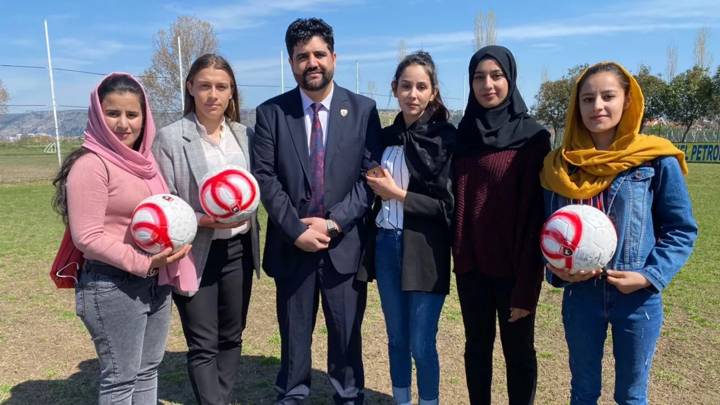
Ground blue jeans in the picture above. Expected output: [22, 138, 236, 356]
[375, 229, 445, 403]
[562, 278, 663, 405]
[76, 260, 172, 405]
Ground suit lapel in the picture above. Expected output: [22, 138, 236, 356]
[228, 122, 249, 166]
[180, 116, 209, 188]
[324, 85, 350, 173]
[285, 88, 311, 182]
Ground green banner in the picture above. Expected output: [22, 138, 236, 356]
[674, 142, 720, 163]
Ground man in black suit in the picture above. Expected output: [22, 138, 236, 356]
[252, 17, 382, 405]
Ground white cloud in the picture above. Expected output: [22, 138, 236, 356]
[341, 0, 719, 50]
[184, 0, 357, 31]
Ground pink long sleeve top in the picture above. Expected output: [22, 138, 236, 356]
[66, 152, 153, 276]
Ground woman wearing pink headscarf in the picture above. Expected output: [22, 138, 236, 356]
[51, 73, 193, 404]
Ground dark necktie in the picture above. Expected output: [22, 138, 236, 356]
[308, 103, 325, 216]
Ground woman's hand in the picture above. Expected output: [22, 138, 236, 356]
[606, 270, 650, 294]
[198, 214, 248, 229]
[546, 263, 601, 283]
[366, 167, 407, 202]
[509, 307, 531, 322]
[148, 244, 192, 273]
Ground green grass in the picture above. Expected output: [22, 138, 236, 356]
[0, 163, 719, 404]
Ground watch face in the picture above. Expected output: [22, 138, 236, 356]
[327, 220, 339, 237]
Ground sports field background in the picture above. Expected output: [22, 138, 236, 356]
[0, 142, 718, 404]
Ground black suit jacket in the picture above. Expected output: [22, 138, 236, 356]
[252, 84, 382, 278]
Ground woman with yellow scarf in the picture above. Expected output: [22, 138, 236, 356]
[540, 62, 697, 404]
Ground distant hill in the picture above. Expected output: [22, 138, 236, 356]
[0, 110, 87, 139]
[0, 108, 462, 140]
[0, 109, 258, 140]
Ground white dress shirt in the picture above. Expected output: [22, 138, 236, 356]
[375, 145, 409, 230]
[299, 85, 334, 151]
[193, 113, 249, 239]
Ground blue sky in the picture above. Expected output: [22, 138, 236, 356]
[1, 0, 719, 114]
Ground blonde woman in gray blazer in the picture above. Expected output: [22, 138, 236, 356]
[153, 54, 260, 405]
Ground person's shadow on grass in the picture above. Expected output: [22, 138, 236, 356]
[5, 351, 394, 404]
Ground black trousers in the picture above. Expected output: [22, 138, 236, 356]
[173, 233, 254, 405]
[456, 272, 537, 405]
[274, 252, 366, 405]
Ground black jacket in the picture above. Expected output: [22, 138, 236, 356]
[252, 85, 382, 277]
[358, 111, 455, 294]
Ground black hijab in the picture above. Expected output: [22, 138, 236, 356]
[383, 107, 455, 198]
[456, 45, 547, 153]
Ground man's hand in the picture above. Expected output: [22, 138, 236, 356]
[294, 228, 331, 252]
[546, 263, 601, 283]
[301, 217, 328, 236]
[198, 214, 249, 229]
[606, 270, 651, 294]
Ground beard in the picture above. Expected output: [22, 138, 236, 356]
[297, 66, 333, 92]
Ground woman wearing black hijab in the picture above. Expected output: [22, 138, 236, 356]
[453, 45, 550, 405]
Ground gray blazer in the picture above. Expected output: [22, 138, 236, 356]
[153, 115, 262, 284]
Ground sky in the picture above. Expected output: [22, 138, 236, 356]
[1, 0, 719, 114]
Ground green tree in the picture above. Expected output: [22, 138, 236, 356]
[142, 16, 219, 122]
[533, 64, 587, 145]
[0, 79, 8, 115]
[664, 66, 715, 141]
[664, 66, 714, 141]
[634, 65, 667, 132]
[712, 66, 720, 121]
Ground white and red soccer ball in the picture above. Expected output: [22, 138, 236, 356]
[199, 165, 260, 223]
[130, 194, 197, 254]
[540, 204, 618, 275]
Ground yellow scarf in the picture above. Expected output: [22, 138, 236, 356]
[540, 62, 687, 199]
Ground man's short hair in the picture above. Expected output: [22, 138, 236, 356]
[285, 18, 334, 58]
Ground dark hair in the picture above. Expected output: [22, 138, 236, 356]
[52, 74, 146, 223]
[184, 53, 240, 122]
[392, 51, 449, 121]
[285, 18, 334, 58]
[98, 75, 147, 151]
[577, 62, 630, 97]
[52, 148, 89, 224]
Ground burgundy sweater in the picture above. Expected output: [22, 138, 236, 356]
[452, 134, 550, 310]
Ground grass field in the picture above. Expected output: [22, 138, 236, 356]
[0, 151, 718, 404]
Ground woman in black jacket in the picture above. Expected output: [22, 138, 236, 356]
[363, 51, 455, 405]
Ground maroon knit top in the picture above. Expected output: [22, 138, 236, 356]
[452, 134, 550, 310]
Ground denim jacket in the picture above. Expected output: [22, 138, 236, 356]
[544, 156, 698, 293]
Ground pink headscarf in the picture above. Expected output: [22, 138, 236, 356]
[82, 72, 198, 295]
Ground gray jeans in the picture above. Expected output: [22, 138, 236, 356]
[76, 260, 172, 405]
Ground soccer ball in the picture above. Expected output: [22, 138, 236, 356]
[199, 165, 260, 223]
[131, 194, 197, 254]
[540, 204, 617, 274]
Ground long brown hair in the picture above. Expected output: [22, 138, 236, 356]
[392, 51, 449, 121]
[183, 53, 240, 122]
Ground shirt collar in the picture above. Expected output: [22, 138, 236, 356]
[192, 112, 226, 144]
[300, 83, 334, 113]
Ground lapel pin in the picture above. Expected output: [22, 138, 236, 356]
[340, 108, 348, 117]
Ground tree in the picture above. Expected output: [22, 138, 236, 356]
[0, 79, 8, 115]
[694, 28, 712, 70]
[533, 64, 587, 145]
[473, 10, 496, 50]
[397, 40, 408, 62]
[664, 66, 714, 141]
[634, 65, 667, 131]
[142, 16, 219, 123]
[710, 66, 720, 124]
[534, 80, 569, 141]
[666, 45, 678, 80]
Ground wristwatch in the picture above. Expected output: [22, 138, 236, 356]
[326, 219, 340, 238]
